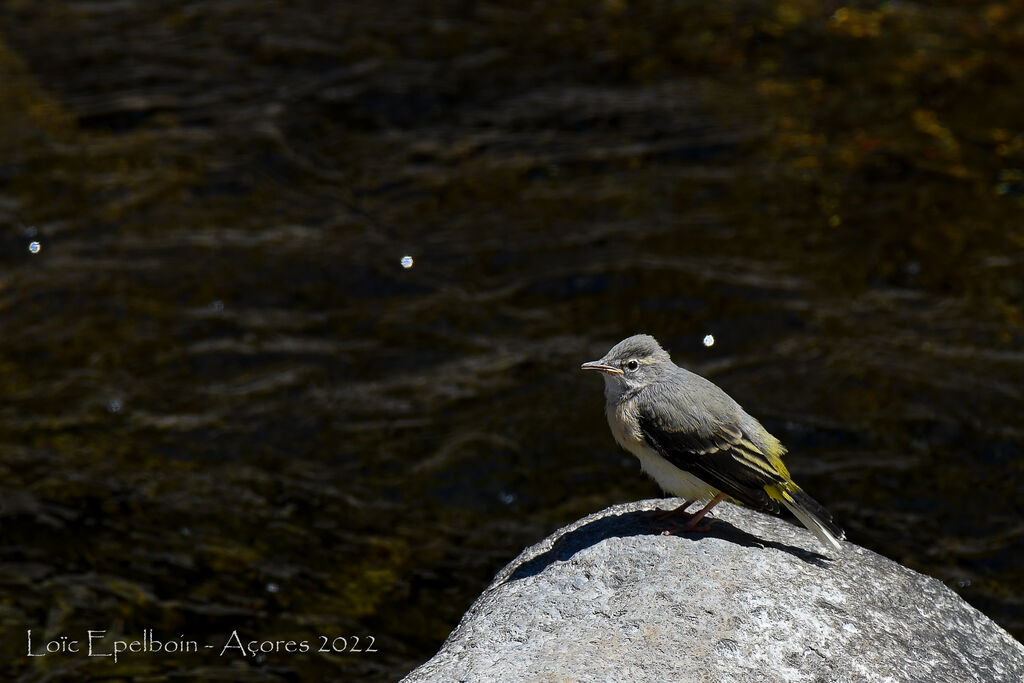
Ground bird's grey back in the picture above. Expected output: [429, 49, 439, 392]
[645, 363, 742, 432]
[643, 362, 776, 454]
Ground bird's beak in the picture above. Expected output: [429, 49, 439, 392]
[581, 360, 623, 374]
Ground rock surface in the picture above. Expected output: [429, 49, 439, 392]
[402, 499, 1024, 682]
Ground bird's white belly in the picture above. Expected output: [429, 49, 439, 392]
[605, 398, 718, 501]
[632, 443, 719, 501]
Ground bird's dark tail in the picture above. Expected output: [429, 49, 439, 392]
[775, 487, 844, 552]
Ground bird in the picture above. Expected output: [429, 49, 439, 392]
[581, 334, 843, 551]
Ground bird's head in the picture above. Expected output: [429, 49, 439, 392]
[581, 334, 672, 397]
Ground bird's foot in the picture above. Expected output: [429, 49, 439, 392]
[647, 493, 727, 536]
[656, 515, 713, 536]
[642, 499, 696, 524]
[661, 526, 711, 536]
[643, 500, 710, 534]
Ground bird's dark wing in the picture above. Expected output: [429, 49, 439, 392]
[637, 409, 785, 512]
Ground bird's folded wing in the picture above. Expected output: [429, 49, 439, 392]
[637, 410, 785, 512]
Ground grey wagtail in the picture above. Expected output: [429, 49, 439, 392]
[582, 334, 843, 551]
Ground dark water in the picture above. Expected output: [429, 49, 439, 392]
[1, 1, 1022, 680]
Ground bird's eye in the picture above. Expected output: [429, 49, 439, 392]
[625, 359, 640, 372]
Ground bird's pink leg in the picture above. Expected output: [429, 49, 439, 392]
[643, 499, 697, 522]
[650, 493, 727, 535]
[678, 493, 727, 531]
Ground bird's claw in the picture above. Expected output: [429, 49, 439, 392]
[657, 520, 712, 535]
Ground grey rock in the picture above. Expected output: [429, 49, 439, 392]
[403, 499, 1024, 683]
